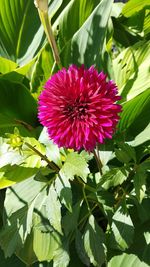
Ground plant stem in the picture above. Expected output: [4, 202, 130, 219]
[24, 142, 60, 173]
[34, 0, 62, 69]
[93, 148, 103, 176]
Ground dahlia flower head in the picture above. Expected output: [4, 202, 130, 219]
[38, 65, 122, 152]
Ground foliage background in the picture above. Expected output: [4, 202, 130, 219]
[0, 0, 150, 266]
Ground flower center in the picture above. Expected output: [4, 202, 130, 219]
[64, 99, 88, 120]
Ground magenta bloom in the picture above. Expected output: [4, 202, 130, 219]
[38, 65, 122, 151]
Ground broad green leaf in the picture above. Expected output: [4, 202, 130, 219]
[83, 215, 105, 267]
[53, 244, 70, 267]
[100, 168, 128, 190]
[0, 0, 45, 65]
[15, 232, 37, 265]
[30, 43, 54, 96]
[119, 89, 150, 137]
[39, 127, 62, 167]
[60, 0, 113, 68]
[0, 136, 47, 172]
[0, 57, 18, 74]
[31, 0, 101, 93]
[33, 225, 59, 262]
[122, 0, 150, 17]
[115, 143, 136, 163]
[113, 41, 150, 100]
[46, 184, 62, 234]
[4, 177, 46, 217]
[33, 202, 62, 261]
[133, 162, 149, 203]
[0, 246, 26, 267]
[131, 123, 150, 146]
[54, 0, 100, 49]
[0, 79, 37, 136]
[62, 201, 81, 236]
[144, 10, 150, 37]
[0, 205, 29, 257]
[48, 0, 63, 19]
[22, 137, 47, 168]
[61, 152, 89, 182]
[55, 172, 72, 211]
[111, 208, 134, 250]
[0, 165, 38, 189]
[75, 230, 91, 267]
[108, 253, 149, 267]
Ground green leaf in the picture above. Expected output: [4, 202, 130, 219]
[0, 57, 18, 74]
[108, 253, 149, 267]
[111, 208, 134, 250]
[60, 152, 90, 182]
[100, 168, 128, 190]
[119, 89, 150, 137]
[4, 177, 46, 217]
[54, 0, 100, 49]
[75, 230, 91, 267]
[46, 184, 62, 234]
[62, 201, 81, 236]
[0, 246, 26, 267]
[0, 0, 45, 65]
[55, 172, 72, 211]
[0, 165, 38, 189]
[133, 162, 149, 203]
[30, 43, 54, 96]
[83, 215, 105, 267]
[130, 123, 150, 146]
[53, 244, 70, 267]
[122, 0, 150, 17]
[33, 215, 61, 262]
[113, 41, 150, 101]
[60, 0, 113, 68]
[115, 143, 136, 163]
[0, 79, 37, 136]
[39, 127, 62, 167]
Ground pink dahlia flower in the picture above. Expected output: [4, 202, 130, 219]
[38, 65, 122, 151]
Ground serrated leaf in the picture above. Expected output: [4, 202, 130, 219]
[75, 229, 91, 267]
[133, 163, 148, 203]
[0, 244, 26, 267]
[115, 143, 136, 163]
[62, 201, 81, 236]
[39, 127, 62, 167]
[61, 152, 90, 182]
[100, 168, 128, 190]
[46, 184, 62, 234]
[55, 172, 72, 211]
[83, 215, 106, 267]
[0, 178, 46, 259]
[112, 208, 134, 250]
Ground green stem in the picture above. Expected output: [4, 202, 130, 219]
[77, 176, 96, 193]
[82, 185, 91, 214]
[93, 148, 103, 176]
[24, 142, 60, 173]
[35, 0, 62, 69]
